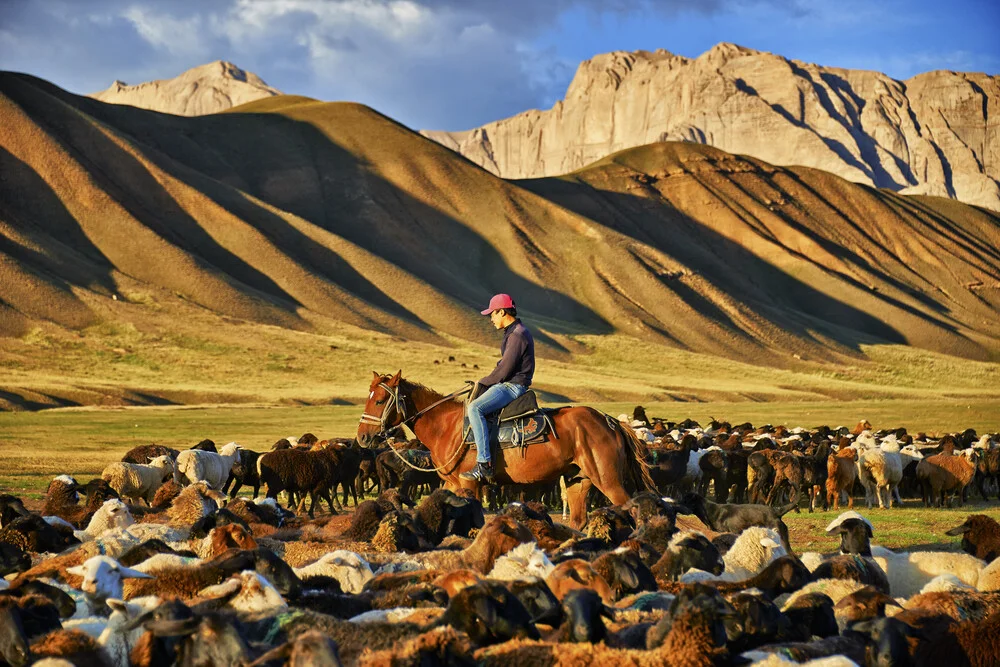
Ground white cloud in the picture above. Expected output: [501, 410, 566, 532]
[122, 5, 209, 58]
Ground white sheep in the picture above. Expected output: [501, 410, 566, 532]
[797, 553, 826, 573]
[129, 553, 202, 574]
[779, 578, 867, 608]
[870, 546, 986, 598]
[743, 652, 860, 667]
[976, 555, 1000, 591]
[175, 442, 241, 490]
[857, 444, 902, 509]
[919, 573, 976, 594]
[197, 571, 287, 614]
[722, 526, 786, 579]
[372, 560, 424, 576]
[73, 500, 134, 542]
[487, 542, 555, 581]
[65, 555, 155, 611]
[123, 522, 189, 545]
[350, 608, 424, 623]
[293, 551, 374, 594]
[62, 595, 162, 667]
[101, 455, 175, 505]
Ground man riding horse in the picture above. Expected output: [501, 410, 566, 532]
[460, 293, 535, 483]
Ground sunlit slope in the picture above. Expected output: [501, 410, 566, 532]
[2, 73, 999, 365]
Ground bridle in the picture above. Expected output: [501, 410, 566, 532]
[358, 381, 409, 437]
[360, 381, 474, 438]
[359, 380, 474, 474]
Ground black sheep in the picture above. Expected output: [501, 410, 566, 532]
[429, 581, 539, 646]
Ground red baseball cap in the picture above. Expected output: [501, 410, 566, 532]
[481, 293, 515, 315]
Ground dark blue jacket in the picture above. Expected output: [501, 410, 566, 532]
[479, 320, 534, 387]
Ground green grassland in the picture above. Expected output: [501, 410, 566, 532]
[2, 303, 999, 556]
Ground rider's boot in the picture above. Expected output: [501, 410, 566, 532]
[459, 461, 494, 482]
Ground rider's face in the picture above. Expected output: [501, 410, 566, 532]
[490, 310, 503, 329]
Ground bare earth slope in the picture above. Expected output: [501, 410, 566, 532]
[89, 61, 281, 116]
[423, 43, 1000, 212]
[2, 72, 999, 374]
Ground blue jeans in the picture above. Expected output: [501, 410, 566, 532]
[468, 382, 527, 465]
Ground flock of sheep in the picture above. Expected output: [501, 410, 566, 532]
[0, 418, 998, 667]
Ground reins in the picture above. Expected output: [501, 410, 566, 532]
[360, 382, 473, 474]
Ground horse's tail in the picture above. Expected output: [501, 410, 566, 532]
[617, 422, 657, 495]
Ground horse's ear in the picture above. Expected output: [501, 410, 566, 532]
[388, 370, 402, 386]
[371, 371, 380, 386]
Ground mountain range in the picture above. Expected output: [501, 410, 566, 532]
[422, 43, 1000, 212]
[2, 70, 999, 374]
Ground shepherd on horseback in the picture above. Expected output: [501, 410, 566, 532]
[460, 293, 535, 483]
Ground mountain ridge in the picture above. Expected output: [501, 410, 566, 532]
[422, 42, 1000, 212]
[89, 60, 281, 116]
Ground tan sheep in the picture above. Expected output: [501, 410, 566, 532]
[101, 456, 175, 506]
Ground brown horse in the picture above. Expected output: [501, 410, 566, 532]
[356, 371, 655, 528]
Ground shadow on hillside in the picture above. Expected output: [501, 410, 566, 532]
[520, 176, 913, 352]
[724, 169, 962, 323]
[48, 93, 613, 349]
[0, 147, 117, 294]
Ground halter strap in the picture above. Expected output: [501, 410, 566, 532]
[359, 382, 472, 440]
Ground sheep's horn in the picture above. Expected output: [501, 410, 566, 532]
[945, 523, 971, 536]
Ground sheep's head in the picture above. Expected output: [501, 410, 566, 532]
[66, 555, 154, 606]
[0, 602, 29, 667]
[198, 571, 287, 614]
[660, 531, 724, 580]
[546, 559, 615, 605]
[560, 588, 613, 643]
[47, 475, 80, 503]
[219, 442, 242, 458]
[149, 455, 176, 480]
[313, 550, 374, 594]
[90, 499, 135, 534]
[826, 512, 874, 556]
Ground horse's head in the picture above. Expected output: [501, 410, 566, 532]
[357, 370, 406, 447]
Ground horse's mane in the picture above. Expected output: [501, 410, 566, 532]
[399, 378, 464, 405]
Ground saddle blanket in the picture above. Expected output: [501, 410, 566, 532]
[462, 411, 554, 449]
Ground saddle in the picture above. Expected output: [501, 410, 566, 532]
[462, 389, 556, 451]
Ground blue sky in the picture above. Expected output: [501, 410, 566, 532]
[0, 0, 996, 131]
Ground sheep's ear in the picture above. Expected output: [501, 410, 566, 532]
[945, 522, 971, 536]
[865, 524, 874, 539]
[615, 562, 639, 589]
[118, 566, 155, 580]
[107, 599, 128, 613]
[760, 538, 781, 549]
[66, 565, 86, 577]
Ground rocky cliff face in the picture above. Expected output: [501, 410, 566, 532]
[89, 61, 281, 116]
[423, 43, 1000, 211]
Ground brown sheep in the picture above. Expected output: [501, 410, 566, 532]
[433, 570, 484, 597]
[29, 628, 112, 667]
[41, 476, 117, 529]
[901, 591, 1000, 622]
[545, 559, 615, 605]
[917, 452, 978, 507]
[405, 515, 534, 574]
[121, 444, 179, 464]
[826, 446, 859, 510]
[167, 483, 222, 527]
[812, 555, 890, 594]
[947, 514, 1000, 562]
[205, 525, 257, 559]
